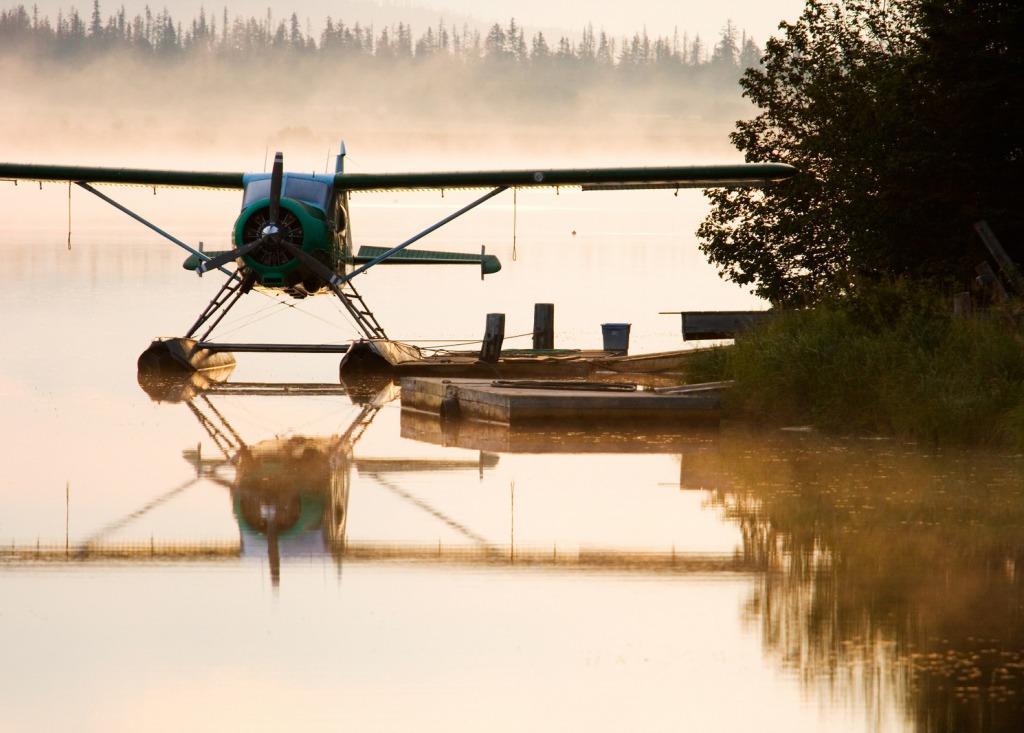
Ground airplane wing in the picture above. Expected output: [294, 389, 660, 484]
[333, 163, 796, 192]
[0, 161, 795, 191]
[0, 163, 245, 189]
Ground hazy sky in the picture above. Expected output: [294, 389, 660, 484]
[22, 0, 808, 45]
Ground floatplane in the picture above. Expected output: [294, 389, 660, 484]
[0, 145, 795, 376]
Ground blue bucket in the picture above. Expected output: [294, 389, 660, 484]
[601, 323, 631, 352]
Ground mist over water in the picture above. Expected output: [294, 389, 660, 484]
[0, 22, 753, 168]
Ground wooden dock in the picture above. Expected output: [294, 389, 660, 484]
[400, 377, 724, 426]
[338, 339, 717, 382]
[339, 339, 601, 379]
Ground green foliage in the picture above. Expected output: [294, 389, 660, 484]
[682, 344, 732, 385]
[721, 284, 1024, 445]
[698, 0, 1024, 307]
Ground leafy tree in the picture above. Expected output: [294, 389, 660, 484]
[698, 0, 1024, 306]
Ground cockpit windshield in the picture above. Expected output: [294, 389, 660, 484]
[242, 176, 331, 212]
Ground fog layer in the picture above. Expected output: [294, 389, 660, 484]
[1, 9, 757, 169]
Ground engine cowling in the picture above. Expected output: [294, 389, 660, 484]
[232, 198, 332, 293]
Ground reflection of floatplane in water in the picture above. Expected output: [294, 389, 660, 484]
[63, 376, 502, 586]
[170, 379, 502, 586]
[200, 433, 351, 585]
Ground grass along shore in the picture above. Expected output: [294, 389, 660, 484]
[687, 286, 1024, 447]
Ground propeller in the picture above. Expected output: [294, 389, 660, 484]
[196, 238, 263, 274]
[196, 152, 286, 276]
[277, 239, 338, 285]
[268, 152, 282, 225]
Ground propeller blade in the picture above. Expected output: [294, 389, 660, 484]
[195, 239, 262, 275]
[269, 152, 283, 224]
[277, 239, 338, 284]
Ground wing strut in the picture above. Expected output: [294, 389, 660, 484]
[75, 182, 237, 280]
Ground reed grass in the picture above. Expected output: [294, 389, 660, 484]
[693, 284, 1024, 446]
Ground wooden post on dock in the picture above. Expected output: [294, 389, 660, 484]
[533, 303, 554, 350]
[481, 313, 505, 363]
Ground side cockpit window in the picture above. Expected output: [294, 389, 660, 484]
[332, 194, 348, 235]
[242, 178, 271, 208]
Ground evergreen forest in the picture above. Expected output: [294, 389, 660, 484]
[0, 3, 765, 157]
[0, 3, 759, 76]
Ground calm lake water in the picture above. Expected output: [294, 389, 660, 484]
[1, 173, 1023, 732]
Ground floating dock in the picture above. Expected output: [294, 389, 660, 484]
[340, 340, 599, 379]
[338, 339, 712, 381]
[400, 377, 725, 427]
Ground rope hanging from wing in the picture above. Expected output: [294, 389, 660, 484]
[512, 187, 518, 262]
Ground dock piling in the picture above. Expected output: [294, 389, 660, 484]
[481, 313, 506, 363]
[533, 303, 554, 350]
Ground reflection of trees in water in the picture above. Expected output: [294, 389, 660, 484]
[699, 430, 1024, 732]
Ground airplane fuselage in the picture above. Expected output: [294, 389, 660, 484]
[233, 172, 350, 297]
